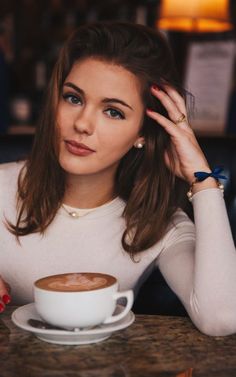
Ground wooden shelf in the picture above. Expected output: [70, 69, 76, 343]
[7, 125, 35, 135]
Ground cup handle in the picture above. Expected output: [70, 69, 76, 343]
[103, 290, 134, 324]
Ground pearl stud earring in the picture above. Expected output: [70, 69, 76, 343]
[135, 142, 144, 149]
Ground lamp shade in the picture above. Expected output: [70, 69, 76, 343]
[157, 0, 233, 32]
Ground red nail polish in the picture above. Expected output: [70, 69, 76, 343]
[0, 303, 4, 313]
[2, 294, 11, 305]
[146, 108, 154, 112]
[152, 85, 159, 91]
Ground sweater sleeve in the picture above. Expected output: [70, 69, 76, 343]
[156, 188, 236, 336]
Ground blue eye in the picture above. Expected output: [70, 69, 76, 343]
[62, 93, 82, 105]
[105, 108, 125, 120]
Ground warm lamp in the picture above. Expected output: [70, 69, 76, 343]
[157, 0, 233, 32]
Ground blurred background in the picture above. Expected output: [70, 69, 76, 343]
[0, 0, 235, 136]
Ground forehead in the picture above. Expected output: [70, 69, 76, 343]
[65, 58, 144, 106]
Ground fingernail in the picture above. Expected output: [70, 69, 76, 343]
[0, 303, 4, 313]
[151, 85, 159, 91]
[146, 108, 154, 112]
[2, 294, 11, 305]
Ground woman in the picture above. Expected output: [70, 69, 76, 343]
[0, 21, 236, 336]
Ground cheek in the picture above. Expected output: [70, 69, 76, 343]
[56, 106, 65, 131]
[103, 132, 135, 149]
[56, 103, 76, 130]
[96, 125, 139, 162]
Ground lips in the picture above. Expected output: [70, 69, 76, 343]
[64, 140, 96, 157]
[65, 140, 95, 152]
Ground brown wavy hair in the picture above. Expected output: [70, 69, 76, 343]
[8, 21, 187, 257]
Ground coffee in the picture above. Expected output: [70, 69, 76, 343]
[35, 272, 116, 292]
[34, 272, 133, 329]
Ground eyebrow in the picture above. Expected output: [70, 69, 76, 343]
[63, 82, 134, 111]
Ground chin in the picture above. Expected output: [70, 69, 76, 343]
[59, 157, 98, 176]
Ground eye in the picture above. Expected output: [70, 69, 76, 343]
[105, 108, 125, 120]
[62, 93, 82, 105]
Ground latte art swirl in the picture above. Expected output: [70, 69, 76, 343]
[48, 274, 108, 290]
[35, 272, 116, 292]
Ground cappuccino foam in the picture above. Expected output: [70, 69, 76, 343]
[35, 273, 116, 292]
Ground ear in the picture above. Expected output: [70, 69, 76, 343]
[133, 136, 145, 148]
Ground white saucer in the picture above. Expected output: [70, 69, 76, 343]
[11, 303, 135, 345]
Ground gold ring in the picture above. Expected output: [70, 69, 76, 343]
[175, 113, 186, 124]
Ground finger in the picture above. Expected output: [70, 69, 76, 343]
[3, 281, 11, 294]
[0, 278, 9, 295]
[0, 279, 6, 312]
[0, 302, 4, 313]
[162, 85, 187, 116]
[0, 278, 11, 312]
[152, 88, 189, 128]
[146, 108, 186, 137]
[151, 86, 188, 126]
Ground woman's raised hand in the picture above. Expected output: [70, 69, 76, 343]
[146, 85, 212, 185]
[0, 276, 11, 313]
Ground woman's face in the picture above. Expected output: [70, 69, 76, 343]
[57, 58, 145, 178]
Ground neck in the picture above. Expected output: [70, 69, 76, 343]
[63, 171, 117, 209]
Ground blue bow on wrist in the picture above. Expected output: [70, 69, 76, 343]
[194, 166, 227, 182]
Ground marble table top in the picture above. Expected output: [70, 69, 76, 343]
[1, 306, 236, 377]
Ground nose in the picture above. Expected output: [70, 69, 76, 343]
[73, 108, 94, 135]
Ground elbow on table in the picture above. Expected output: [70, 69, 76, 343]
[196, 310, 236, 337]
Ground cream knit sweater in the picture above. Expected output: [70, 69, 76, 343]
[1, 161, 236, 336]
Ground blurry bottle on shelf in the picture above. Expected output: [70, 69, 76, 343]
[115, 2, 132, 22]
[135, 5, 148, 25]
[226, 78, 236, 135]
[134, 0, 160, 27]
[32, 56, 48, 124]
[0, 46, 9, 134]
[226, 1, 236, 135]
[0, 13, 14, 63]
[91, 0, 129, 23]
[0, 13, 14, 134]
[9, 94, 33, 127]
[86, 7, 98, 23]
[35, 60, 47, 92]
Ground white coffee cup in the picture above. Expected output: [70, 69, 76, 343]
[34, 272, 134, 329]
